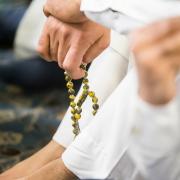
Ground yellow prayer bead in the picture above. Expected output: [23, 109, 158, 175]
[69, 95, 75, 100]
[72, 121, 76, 127]
[83, 84, 89, 90]
[93, 104, 99, 110]
[88, 91, 95, 97]
[92, 97, 98, 103]
[71, 108, 76, 114]
[65, 76, 71, 81]
[70, 101, 76, 108]
[66, 82, 73, 89]
[83, 79, 89, 84]
[68, 88, 75, 95]
[74, 113, 81, 120]
[84, 71, 88, 78]
[76, 107, 82, 114]
[92, 110, 97, 116]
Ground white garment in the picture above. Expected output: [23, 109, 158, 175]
[14, 0, 46, 59]
[54, 34, 180, 179]
[53, 32, 130, 147]
[61, 63, 180, 180]
[81, 0, 180, 34]
[53, 0, 180, 179]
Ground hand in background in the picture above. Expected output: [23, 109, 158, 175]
[132, 17, 180, 105]
[37, 16, 110, 79]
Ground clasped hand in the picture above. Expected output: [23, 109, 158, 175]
[37, 0, 110, 79]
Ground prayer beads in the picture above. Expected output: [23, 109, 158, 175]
[64, 65, 99, 138]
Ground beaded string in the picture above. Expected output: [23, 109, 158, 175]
[64, 64, 99, 138]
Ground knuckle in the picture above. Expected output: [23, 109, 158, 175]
[61, 25, 70, 37]
[43, 5, 49, 17]
[58, 60, 63, 68]
[37, 45, 44, 56]
[63, 62, 73, 72]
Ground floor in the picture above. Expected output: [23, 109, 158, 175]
[0, 50, 69, 173]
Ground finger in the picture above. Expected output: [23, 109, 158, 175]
[83, 35, 109, 64]
[164, 54, 180, 72]
[49, 32, 59, 61]
[132, 17, 180, 51]
[57, 38, 70, 68]
[37, 26, 51, 61]
[63, 45, 88, 79]
[136, 31, 180, 62]
[43, 5, 51, 17]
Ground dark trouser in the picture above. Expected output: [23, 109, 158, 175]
[0, 5, 27, 47]
[0, 3, 81, 91]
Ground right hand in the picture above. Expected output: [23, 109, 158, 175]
[132, 17, 180, 105]
[37, 16, 110, 79]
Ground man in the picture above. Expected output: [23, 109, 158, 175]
[1, 0, 180, 179]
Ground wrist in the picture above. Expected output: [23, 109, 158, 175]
[139, 81, 176, 105]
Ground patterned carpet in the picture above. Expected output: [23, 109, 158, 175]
[0, 0, 70, 173]
[0, 80, 69, 173]
[0, 51, 69, 173]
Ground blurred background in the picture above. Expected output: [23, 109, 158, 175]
[0, 0, 80, 172]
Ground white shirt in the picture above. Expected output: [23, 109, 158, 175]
[53, 33, 130, 147]
[61, 68, 180, 180]
[81, 0, 180, 34]
[53, 0, 180, 179]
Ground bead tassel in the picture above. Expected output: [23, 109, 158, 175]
[64, 65, 99, 138]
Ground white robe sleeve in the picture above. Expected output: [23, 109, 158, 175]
[61, 70, 180, 179]
[128, 78, 180, 180]
[53, 33, 130, 148]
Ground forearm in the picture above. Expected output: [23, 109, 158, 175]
[43, 0, 88, 23]
[0, 141, 65, 179]
[26, 158, 77, 180]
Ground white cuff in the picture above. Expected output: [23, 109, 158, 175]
[130, 94, 179, 160]
[62, 131, 106, 179]
[80, 0, 110, 12]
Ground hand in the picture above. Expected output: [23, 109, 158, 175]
[43, 0, 87, 23]
[131, 17, 180, 105]
[37, 16, 110, 79]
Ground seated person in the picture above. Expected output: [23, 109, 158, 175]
[0, 0, 70, 91]
[1, 0, 180, 179]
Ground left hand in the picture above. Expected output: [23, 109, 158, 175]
[131, 17, 180, 105]
[37, 16, 110, 79]
[43, 0, 87, 23]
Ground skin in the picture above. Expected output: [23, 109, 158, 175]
[132, 17, 180, 105]
[37, 16, 110, 79]
[43, 0, 85, 23]
[0, 141, 65, 180]
[1, 3, 180, 180]
[19, 159, 76, 180]
[1, 1, 110, 179]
